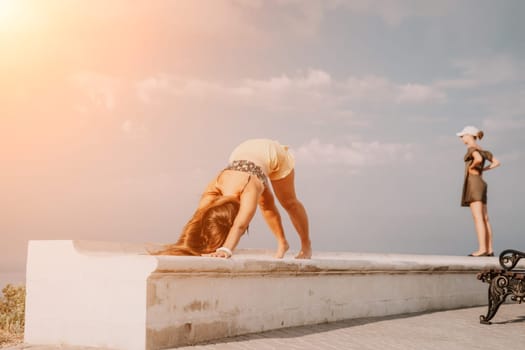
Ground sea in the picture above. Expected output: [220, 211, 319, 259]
[0, 271, 25, 290]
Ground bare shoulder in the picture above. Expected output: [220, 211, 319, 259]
[243, 176, 265, 197]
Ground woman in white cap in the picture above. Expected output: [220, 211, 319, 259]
[457, 126, 500, 257]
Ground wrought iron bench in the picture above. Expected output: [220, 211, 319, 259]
[477, 249, 525, 324]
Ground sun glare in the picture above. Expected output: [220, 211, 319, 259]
[0, 0, 17, 19]
[0, 0, 28, 30]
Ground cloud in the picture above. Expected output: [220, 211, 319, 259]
[338, 0, 454, 26]
[437, 55, 525, 89]
[225, 0, 455, 41]
[174, 79, 252, 97]
[468, 89, 525, 126]
[136, 75, 172, 104]
[273, 1, 327, 39]
[245, 69, 332, 91]
[136, 75, 254, 103]
[226, 0, 455, 44]
[247, 0, 455, 32]
[454, 55, 522, 84]
[481, 118, 525, 132]
[294, 138, 413, 170]
[341, 76, 446, 105]
[396, 83, 446, 104]
[340, 75, 392, 103]
[434, 79, 478, 90]
[71, 71, 119, 111]
[136, 70, 445, 110]
[121, 120, 148, 139]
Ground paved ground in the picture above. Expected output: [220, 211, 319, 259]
[5, 304, 525, 350]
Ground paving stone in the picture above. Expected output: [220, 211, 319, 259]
[4, 305, 524, 350]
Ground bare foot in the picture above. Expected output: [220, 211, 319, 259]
[274, 241, 289, 259]
[295, 246, 312, 259]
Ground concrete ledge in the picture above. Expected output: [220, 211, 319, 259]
[24, 240, 504, 350]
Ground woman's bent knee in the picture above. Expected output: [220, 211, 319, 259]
[280, 198, 302, 212]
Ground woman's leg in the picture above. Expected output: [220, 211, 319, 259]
[469, 201, 488, 255]
[271, 169, 312, 259]
[482, 204, 494, 254]
[258, 186, 289, 258]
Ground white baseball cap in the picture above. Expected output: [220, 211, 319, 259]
[456, 125, 480, 137]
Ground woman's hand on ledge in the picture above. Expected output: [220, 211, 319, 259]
[202, 246, 233, 258]
[202, 251, 231, 258]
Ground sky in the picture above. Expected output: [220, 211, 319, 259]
[1, 0, 525, 286]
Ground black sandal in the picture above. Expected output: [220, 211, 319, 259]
[468, 252, 488, 257]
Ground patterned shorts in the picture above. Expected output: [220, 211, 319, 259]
[225, 160, 268, 187]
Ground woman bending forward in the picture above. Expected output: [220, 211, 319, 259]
[156, 139, 312, 259]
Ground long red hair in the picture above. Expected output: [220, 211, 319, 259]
[153, 196, 240, 256]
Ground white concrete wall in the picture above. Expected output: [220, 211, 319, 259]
[24, 241, 158, 350]
[24, 241, 505, 350]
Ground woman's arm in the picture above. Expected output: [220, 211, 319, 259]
[468, 151, 483, 175]
[483, 156, 501, 171]
[218, 189, 259, 255]
[204, 182, 262, 258]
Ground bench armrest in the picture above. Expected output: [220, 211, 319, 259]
[499, 249, 525, 271]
